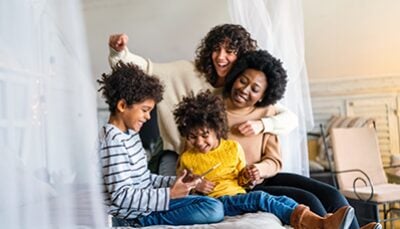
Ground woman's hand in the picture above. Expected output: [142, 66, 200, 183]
[170, 169, 201, 199]
[236, 120, 264, 136]
[238, 165, 261, 187]
[108, 34, 128, 52]
[245, 164, 261, 182]
[239, 164, 261, 185]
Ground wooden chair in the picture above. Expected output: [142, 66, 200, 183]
[330, 127, 400, 228]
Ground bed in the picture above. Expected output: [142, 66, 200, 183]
[110, 212, 292, 229]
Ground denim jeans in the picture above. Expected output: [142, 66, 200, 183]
[218, 191, 298, 225]
[254, 172, 360, 229]
[112, 195, 224, 227]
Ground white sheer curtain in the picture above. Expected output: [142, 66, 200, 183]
[228, 0, 314, 175]
[0, 0, 106, 228]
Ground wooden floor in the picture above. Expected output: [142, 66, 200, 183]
[378, 210, 400, 229]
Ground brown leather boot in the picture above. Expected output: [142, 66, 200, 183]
[290, 204, 354, 229]
[360, 222, 382, 229]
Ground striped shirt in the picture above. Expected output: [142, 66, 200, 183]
[99, 124, 175, 219]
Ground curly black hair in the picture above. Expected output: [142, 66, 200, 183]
[194, 24, 257, 86]
[223, 50, 287, 107]
[97, 61, 164, 114]
[174, 90, 228, 140]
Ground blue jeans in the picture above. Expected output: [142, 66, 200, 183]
[218, 191, 298, 225]
[112, 195, 224, 227]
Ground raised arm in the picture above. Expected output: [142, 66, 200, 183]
[108, 33, 152, 74]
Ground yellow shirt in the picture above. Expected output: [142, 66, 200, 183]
[178, 139, 247, 198]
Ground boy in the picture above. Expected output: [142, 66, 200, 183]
[97, 62, 224, 227]
[174, 90, 354, 229]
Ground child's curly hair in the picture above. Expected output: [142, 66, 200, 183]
[97, 61, 164, 114]
[223, 50, 287, 107]
[194, 24, 257, 86]
[174, 90, 228, 140]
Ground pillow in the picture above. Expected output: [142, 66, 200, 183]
[317, 116, 375, 170]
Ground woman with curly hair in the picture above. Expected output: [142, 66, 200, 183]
[173, 90, 354, 229]
[107, 24, 297, 162]
[217, 50, 380, 229]
[194, 24, 257, 87]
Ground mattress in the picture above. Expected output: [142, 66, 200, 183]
[112, 212, 292, 229]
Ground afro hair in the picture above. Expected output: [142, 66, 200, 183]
[174, 90, 228, 140]
[97, 61, 164, 114]
[223, 50, 287, 107]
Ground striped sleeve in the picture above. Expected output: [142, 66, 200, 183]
[150, 174, 176, 188]
[100, 126, 171, 217]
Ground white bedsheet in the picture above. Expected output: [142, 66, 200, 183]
[112, 212, 292, 229]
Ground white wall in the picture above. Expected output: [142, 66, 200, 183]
[83, 0, 231, 82]
[303, 0, 400, 164]
[303, 0, 400, 80]
[85, 0, 400, 81]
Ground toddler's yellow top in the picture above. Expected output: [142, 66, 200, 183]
[178, 139, 247, 198]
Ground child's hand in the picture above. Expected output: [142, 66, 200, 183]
[108, 34, 128, 52]
[181, 169, 202, 183]
[195, 179, 216, 195]
[239, 164, 261, 187]
[245, 164, 261, 182]
[170, 169, 201, 199]
[236, 120, 264, 136]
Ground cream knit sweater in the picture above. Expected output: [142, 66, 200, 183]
[109, 47, 297, 153]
